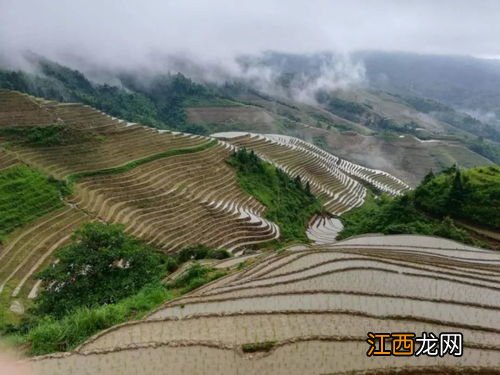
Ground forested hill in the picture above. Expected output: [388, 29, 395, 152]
[340, 165, 500, 247]
[0, 59, 230, 133]
[414, 165, 500, 229]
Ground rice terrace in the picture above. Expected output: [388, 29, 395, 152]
[1, 2, 500, 374]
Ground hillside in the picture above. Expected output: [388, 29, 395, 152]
[0, 57, 496, 187]
[356, 51, 500, 124]
[0, 89, 409, 330]
[0, 89, 498, 375]
[0, 91, 498, 374]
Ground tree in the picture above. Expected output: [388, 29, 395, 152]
[34, 223, 169, 317]
[305, 181, 312, 196]
[422, 170, 435, 184]
[447, 169, 466, 216]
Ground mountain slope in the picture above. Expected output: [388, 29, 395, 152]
[1, 57, 496, 179]
[0, 89, 409, 323]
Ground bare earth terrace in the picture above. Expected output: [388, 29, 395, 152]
[28, 234, 500, 374]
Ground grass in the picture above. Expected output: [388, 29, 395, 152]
[67, 139, 217, 183]
[5, 262, 226, 356]
[26, 282, 173, 354]
[241, 341, 276, 353]
[166, 263, 227, 295]
[228, 149, 323, 243]
[0, 165, 64, 241]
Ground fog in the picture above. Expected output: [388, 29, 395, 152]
[1, 0, 500, 106]
[2, 0, 500, 69]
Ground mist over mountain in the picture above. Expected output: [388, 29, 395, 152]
[356, 51, 500, 123]
[1, 0, 500, 172]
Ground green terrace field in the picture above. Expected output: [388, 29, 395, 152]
[0, 164, 64, 241]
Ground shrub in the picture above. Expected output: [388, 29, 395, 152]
[167, 263, 226, 294]
[241, 341, 276, 353]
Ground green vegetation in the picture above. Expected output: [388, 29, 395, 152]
[177, 244, 231, 263]
[315, 91, 368, 122]
[25, 282, 172, 354]
[22, 262, 225, 355]
[228, 148, 322, 242]
[33, 223, 175, 318]
[414, 165, 500, 229]
[166, 263, 227, 295]
[0, 125, 96, 147]
[241, 341, 276, 353]
[339, 194, 475, 245]
[340, 165, 500, 244]
[0, 165, 64, 241]
[68, 140, 217, 182]
[395, 95, 500, 147]
[468, 138, 500, 163]
[0, 67, 160, 128]
[0, 61, 237, 132]
[2, 223, 227, 355]
[0, 125, 61, 146]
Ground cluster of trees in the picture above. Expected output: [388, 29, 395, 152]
[228, 148, 319, 242]
[34, 223, 175, 317]
[340, 165, 499, 244]
[33, 223, 233, 319]
[315, 91, 368, 122]
[5, 223, 228, 354]
[414, 165, 500, 229]
[119, 73, 220, 128]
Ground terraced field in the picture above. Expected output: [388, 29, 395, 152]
[213, 132, 410, 217]
[2, 90, 498, 373]
[0, 90, 57, 127]
[6, 107, 211, 180]
[0, 207, 88, 301]
[0, 90, 420, 320]
[306, 216, 344, 244]
[0, 91, 281, 254]
[28, 234, 500, 374]
[0, 148, 18, 170]
[1, 90, 411, 256]
[71, 141, 279, 252]
[0, 90, 282, 317]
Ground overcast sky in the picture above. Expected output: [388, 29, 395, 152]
[1, 0, 500, 69]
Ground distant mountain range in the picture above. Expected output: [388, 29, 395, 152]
[0, 51, 498, 183]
